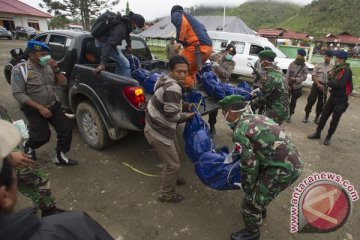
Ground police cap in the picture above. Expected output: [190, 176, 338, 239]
[297, 48, 307, 57]
[335, 50, 349, 59]
[27, 40, 50, 52]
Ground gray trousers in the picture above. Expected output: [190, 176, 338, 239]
[144, 130, 181, 196]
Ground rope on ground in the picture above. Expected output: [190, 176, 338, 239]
[121, 162, 160, 177]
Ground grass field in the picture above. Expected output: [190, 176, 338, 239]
[148, 45, 167, 61]
[351, 67, 360, 91]
[147, 44, 360, 91]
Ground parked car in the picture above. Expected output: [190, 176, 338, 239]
[0, 26, 13, 40]
[13, 26, 37, 40]
[208, 31, 314, 87]
[4, 30, 217, 149]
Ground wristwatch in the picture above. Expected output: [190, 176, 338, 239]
[53, 67, 61, 73]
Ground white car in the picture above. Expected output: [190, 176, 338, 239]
[208, 31, 314, 87]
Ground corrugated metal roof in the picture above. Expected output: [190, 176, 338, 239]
[0, 0, 53, 18]
[318, 33, 360, 44]
[258, 28, 283, 36]
[140, 16, 255, 39]
[258, 28, 308, 40]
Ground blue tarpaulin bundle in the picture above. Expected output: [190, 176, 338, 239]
[183, 89, 206, 108]
[198, 64, 253, 101]
[131, 68, 150, 85]
[183, 110, 242, 190]
[183, 111, 212, 163]
[195, 150, 241, 190]
[127, 54, 141, 71]
[142, 72, 163, 94]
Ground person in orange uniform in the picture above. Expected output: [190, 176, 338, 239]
[170, 5, 213, 89]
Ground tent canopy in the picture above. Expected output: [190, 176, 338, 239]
[141, 16, 255, 39]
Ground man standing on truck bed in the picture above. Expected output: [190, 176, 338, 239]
[144, 55, 195, 203]
[11, 40, 77, 166]
[93, 11, 145, 77]
[171, 5, 213, 89]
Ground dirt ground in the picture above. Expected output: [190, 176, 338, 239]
[0, 40, 359, 240]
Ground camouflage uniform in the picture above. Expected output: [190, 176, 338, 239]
[252, 67, 289, 125]
[232, 113, 303, 232]
[0, 105, 55, 211]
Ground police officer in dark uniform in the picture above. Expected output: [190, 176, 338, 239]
[11, 40, 78, 165]
[303, 50, 334, 124]
[308, 50, 353, 145]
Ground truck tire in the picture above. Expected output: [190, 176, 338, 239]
[76, 101, 111, 150]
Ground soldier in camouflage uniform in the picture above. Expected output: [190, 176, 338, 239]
[251, 50, 289, 125]
[0, 105, 63, 217]
[218, 95, 303, 240]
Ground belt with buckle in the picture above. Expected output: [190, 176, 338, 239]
[44, 101, 57, 108]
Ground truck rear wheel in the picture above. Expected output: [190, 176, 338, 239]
[76, 101, 111, 150]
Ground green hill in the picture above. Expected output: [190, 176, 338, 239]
[227, 0, 301, 30]
[189, 0, 360, 37]
[279, 0, 360, 36]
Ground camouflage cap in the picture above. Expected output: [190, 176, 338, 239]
[218, 95, 246, 109]
[0, 120, 21, 171]
[258, 50, 277, 62]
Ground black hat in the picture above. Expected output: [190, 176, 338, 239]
[171, 5, 184, 15]
[130, 12, 145, 28]
[226, 44, 236, 55]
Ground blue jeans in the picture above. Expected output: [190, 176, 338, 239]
[95, 40, 131, 77]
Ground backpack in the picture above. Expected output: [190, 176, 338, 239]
[91, 11, 122, 38]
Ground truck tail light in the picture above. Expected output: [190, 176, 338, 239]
[122, 86, 146, 110]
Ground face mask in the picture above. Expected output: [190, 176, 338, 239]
[39, 55, 51, 66]
[224, 110, 239, 129]
[225, 54, 233, 61]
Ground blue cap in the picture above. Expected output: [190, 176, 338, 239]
[325, 50, 334, 57]
[27, 40, 50, 52]
[335, 50, 348, 59]
[297, 48, 307, 57]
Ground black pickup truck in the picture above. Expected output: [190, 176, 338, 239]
[4, 30, 217, 150]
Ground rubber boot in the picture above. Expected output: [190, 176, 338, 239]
[231, 228, 260, 240]
[303, 113, 309, 123]
[307, 130, 321, 139]
[314, 114, 320, 124]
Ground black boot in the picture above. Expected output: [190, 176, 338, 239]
[23, 141, 37, 161]
[323, 135, 332, 145]
[41, 206, 66, 218]
[210, 124, 216, 137]
[307, 131, 321, 139]
[53, 151, 78, 166]
[314, 115, 320, 124]
[303, 113, 309, 123]
[231, 228, 260, 240]
[286, 115, 292, 123]
[261, 209, 267, 219]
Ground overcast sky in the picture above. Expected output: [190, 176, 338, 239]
[21, 0, 313, 21]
